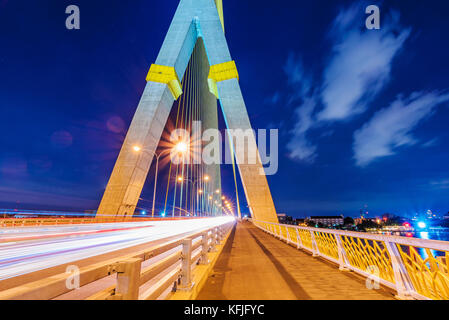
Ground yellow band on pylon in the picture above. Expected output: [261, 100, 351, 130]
[146, 64, 183, 100]
[207, 60, 239, 98]
[209, 60, 239, 82]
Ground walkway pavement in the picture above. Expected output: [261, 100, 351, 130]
[197, 221, 395, 300]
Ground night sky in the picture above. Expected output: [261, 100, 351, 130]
[1, 0, 449, 218]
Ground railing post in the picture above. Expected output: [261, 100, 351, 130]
[199, 232, 209, 265]
[209, 229, 217, 252]
[385, 241, 414, 299]
[179, 238, 193, 290]
[281, 225, 286, 242]
[222, 224, 228, 239]
[309, 230, 319, 257]
[217, 226, 223, 243]
[295, 227, 303, 249]
[335, 234, 350, 271]
[108, 258, 142, 300]
[214, 227, 219, 244]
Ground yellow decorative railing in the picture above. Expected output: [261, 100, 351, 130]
[251, 219, 449, 300]
[397, 244, 449, 299]
[340, 235, 395, 284]
[314, 231, 339, 261]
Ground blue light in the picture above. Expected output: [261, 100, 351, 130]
[419, 231, 429, 239]
[417, 221, 426, 229]
[141, 210, 147, 215]
[161, 211, 166, 217]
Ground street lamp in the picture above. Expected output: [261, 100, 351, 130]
[177, 175, 209, 216]
[133, 145, 174, 218]
[174, 141, 188, 154]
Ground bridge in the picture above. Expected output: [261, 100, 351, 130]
[0, 0, 448, 301]
[0, 216, 448, 300]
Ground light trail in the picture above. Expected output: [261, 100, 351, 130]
[0, 216, 234, 281]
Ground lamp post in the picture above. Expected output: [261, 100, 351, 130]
[201, 189, 218, 216]
[133, 142, 185, 218]
[204, 194, 213, 216]
[177, 175, 209, 216]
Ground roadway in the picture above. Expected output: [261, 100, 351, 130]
[0, 216, 234, 291]
[197, 221, 396, 300]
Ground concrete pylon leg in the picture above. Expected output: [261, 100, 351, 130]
[217, 79, 278, 223]
[97, 12, 199, 217]
[199, 3, 279, 223]
[97, 81, 174, 217]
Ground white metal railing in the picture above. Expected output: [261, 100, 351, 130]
[0, 216, 206, 228]
[0, 220, 235, 300]
[251, 219, 449, 300]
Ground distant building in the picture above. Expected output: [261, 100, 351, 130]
[277, 213, 293, 224]
[309, 215, 344, 226]
[426, 209, 440, 219]
[355, 217, 380, 225]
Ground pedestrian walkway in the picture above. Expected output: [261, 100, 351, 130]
[197, 221, 395, 300]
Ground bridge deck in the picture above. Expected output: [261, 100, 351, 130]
[197, 222, 395, 300]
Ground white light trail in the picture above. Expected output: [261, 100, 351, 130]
[0, 217, 234, 281]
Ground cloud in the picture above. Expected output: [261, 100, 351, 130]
[318, 7, 411, 121]
[286, 98, 317, 162]
[0, 155, 28, 177]
[285, 4, 410, 164]
[422, 138, 439, 148]
[0, 174, 100, 210]
[353, 92, 449, 166]
[283, 52, 312, 101]
[430, 179, 449, 189]
[264, 91, 281, 105]
[0, 185, 98, 209]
